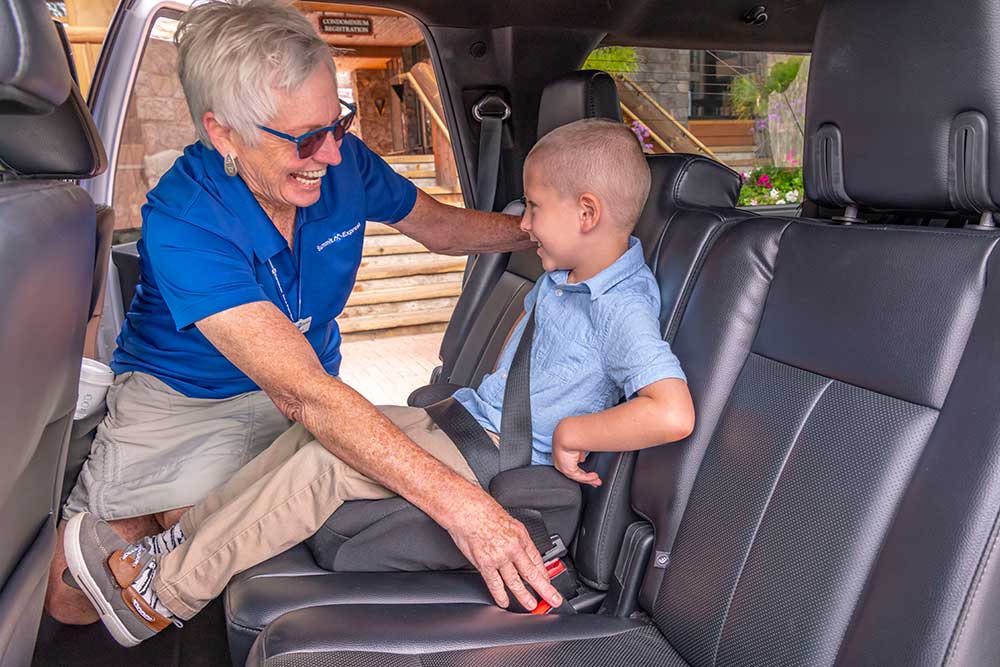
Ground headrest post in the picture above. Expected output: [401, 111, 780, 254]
[831, 205, 861, 225]
[965, 211, 997, 231]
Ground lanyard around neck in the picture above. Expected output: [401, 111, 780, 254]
[267, 258, 302, 324]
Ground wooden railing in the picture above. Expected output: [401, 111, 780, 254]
[618, 75, 722, 162]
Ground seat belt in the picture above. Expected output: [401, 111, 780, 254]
[471, 93, 511, 215]
[425, 308, 536, 485]
[425, 308, 578, 613]
[460, 94, 511, 287]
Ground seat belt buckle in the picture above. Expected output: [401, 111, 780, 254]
[531, 538, 572, 615]
[529, 561, 570, 615]
[541, 534, 567, 564]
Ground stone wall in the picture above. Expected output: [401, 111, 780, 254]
[629, 47, 691, 124]
[112, 37, 195, 232]
[351, 69, 395, 154]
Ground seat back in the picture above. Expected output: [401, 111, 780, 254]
[83, 205, 116, 359]
[631, 1, 1000, 663]
[439, 70, 622, 388]
[0, 3, 107, 662]
[573, 153, 747, 591]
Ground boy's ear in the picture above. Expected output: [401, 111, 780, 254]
[578, 192, 602, 234]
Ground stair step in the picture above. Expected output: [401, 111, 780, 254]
[421, 185, 460, 195]
[342, 322, 448, 341]
[364, 222, 400, 236]
[347, 281, 462, 307]
[356, 253, 467, 281]
[353, 271, 465, 292]
[361, 235, 429, 257]
[408, 177, 438, 189]
[402, 169, 436, 180]
[383, 154, 435, 165]
[342, 296, 458, 318]
[338, 305, 456, 334]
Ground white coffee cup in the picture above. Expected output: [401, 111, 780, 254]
[75, 358, 115, 420]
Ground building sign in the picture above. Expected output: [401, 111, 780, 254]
[320, 15, 373, 35]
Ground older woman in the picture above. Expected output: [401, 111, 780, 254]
[48, 0, 559, 624]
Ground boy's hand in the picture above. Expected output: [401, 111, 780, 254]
[552, 419, 602, 487]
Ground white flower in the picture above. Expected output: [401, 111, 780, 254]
[786, 190, 799, 202]
[749, 199, 759, 206]
[769, 188, 780, 199]
[776, 198, 786, 205]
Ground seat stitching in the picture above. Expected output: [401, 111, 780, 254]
[944, 503, 1000, 665]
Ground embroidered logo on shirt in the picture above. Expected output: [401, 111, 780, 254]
[316, 222, 362, 252]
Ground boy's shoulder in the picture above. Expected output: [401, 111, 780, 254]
[587, 263, 661, 343]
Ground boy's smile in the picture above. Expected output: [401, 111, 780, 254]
[520, 166, 583, 273]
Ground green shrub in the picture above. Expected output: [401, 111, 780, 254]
[583, 47, 639, 74]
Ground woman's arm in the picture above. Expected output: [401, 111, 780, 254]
[393, 190, 536, 255]
[551, 378, 695, 486]
[196, 301, 563, 611]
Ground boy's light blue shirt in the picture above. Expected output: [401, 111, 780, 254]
[454, 236, 686, 465]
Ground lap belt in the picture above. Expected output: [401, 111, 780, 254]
[426, 309, 577, 614]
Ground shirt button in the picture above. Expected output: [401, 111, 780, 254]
[555, 289, 563, 297]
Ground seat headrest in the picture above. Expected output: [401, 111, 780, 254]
[0, 83, 107, 179]
[537, 70, 621, 139]
[804, 0, 1000, 213]
[0, 0, 72, 114]
[648, 153, 741, 210]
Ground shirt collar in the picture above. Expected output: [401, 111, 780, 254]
[548, 236, 646, 300]
[202, 145, 289, 262]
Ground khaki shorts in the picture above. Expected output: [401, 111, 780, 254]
[62, 371, 291, 521]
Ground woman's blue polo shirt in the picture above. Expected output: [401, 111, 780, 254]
[111, 135, 417, 399]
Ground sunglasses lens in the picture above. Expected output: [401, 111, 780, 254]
[333, 113, 355, 141]
[298, 130, 329, 159]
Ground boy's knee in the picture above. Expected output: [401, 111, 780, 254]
[154, 507, 190, 530]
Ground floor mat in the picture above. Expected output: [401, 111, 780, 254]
[32, 597, 232, 667]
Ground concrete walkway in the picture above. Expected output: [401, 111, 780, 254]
[338, 331, 444, 406]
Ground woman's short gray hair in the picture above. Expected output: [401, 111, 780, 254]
[175, 0, 338, 147]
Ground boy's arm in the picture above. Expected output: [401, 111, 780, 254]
[552, 378, 694, 486]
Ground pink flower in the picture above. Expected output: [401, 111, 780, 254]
[756, 174, 772, 188]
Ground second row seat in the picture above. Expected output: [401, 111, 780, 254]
[225, 74, 750, 665]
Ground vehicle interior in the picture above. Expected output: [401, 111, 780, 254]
[4, 0, 1000, 665]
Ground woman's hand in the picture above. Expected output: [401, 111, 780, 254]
[444, 490, 564, 611]
[552, 418, 602, 487]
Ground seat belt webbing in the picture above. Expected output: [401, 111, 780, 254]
[472, 94, 510, 213]
[426, 307, 536, 486]
[499, 308, 535, 471]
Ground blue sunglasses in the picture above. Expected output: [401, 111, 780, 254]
[257, 99, 357, 159]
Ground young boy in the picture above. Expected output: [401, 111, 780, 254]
[63, 118, 695, 646]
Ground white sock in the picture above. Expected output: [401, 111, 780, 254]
[142, 523, 185, 556]
[131, 558, 174, 619]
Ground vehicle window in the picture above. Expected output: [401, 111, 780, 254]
[583, 46, 808, 209]
[103, 4, 465, 337]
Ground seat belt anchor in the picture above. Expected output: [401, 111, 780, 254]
[472, 94, 511, 122]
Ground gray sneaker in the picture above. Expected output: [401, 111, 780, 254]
[63, 512, 177, 647]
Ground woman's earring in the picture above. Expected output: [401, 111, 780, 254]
[224, 153, 239, 177]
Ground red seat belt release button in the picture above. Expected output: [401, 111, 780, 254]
[530, 558, 568, 614]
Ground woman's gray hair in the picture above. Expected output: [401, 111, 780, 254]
[175, 0, 338, 147]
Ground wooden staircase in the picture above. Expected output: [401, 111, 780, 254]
[339, 155, 466, 339]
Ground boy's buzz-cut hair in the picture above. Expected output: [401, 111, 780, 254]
[525, 118, 651, 231]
